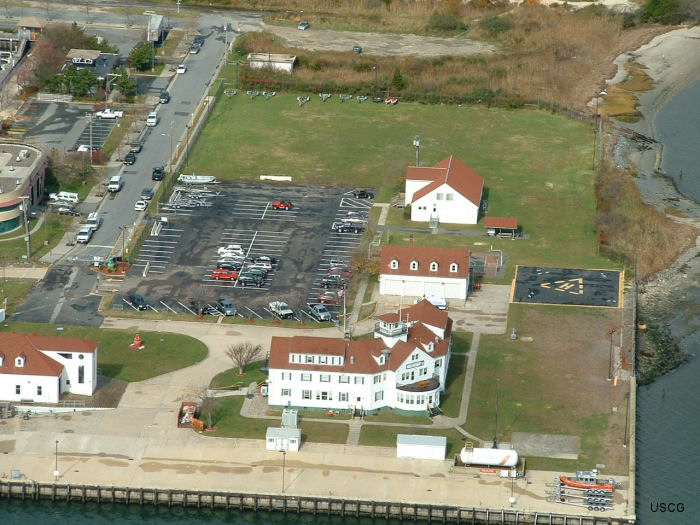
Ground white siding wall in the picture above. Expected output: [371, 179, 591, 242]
[0, 373, 59, 403]
[405, 179, 430, 205]
[411, 184, 480, 225]
[42, 350, 97, 396]
[379, 274, 467, 300]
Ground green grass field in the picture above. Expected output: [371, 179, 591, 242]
[189, 93, 610, 271]
[0, 322, 208, 382]
[210, 362, 268, 389]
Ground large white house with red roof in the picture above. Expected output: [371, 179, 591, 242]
[268, 300, 452, 413]
[405, 155, 484, 225]
[379, 245, 471, 300]
[0, 333, 98, 403]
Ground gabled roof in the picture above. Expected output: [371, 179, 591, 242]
[0, 332, 63, 377]
[484, 216, 518, 229]
[407, 156, 483, 206]
[28, 334, 98, 354]
[376, 299, 450, 333]
[17, 17, 45, 29]
[380, 245, 470, 278]
[269, 300, 451, 375]
[67, 49, 101, 61]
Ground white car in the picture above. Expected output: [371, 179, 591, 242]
[176, 64, 187, 74]
[134, 200, 148, 211]
[218, 244, 243, 254]
[76, 226, 93, 244]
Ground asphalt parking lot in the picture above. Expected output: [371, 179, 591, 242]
[511, 266, 622, 307]
[120, 182, 373, 322]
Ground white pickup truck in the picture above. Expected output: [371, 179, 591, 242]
[269, 301, 294, 319]
[95, 108, 124, 119]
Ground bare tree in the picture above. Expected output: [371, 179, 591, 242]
[84, 0, 92, 24]
[226, 342, 262, 375]
[41, 0, 50, 18]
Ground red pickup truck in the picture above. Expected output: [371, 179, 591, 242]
[272, 200, 293, 210]
[212, 269, 239, 280]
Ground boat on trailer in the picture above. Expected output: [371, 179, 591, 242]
[178, 174, 218, 184]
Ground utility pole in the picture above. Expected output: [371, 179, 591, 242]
[413, 135, 420, 166]
[20, 196, 31, 258]
[493, 378, 499, 449]
[54, 440, 59, 480]
[608, 328, 616, 380]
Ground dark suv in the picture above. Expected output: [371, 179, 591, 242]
[127, 293, 148, 311]
[159, 91, 170, 104]
[123, 152, 136, 165]
[152, 166, 165, 181]
[237, 275, 263, 287]
[335, 223, 364, 233]
[352, 189, 374, 199]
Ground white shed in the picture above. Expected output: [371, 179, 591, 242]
[266, 427, 301, 452]
[396, 434, 446, 460]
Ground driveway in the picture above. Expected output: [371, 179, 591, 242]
[264, 23, 497, 57]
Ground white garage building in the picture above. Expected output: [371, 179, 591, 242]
[405, 155, 484, 225]
[379, 245, 471, 301]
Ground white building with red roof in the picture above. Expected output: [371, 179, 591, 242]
[0, 332, 98, 403]
[379, 245, 471, 300]
[268, 300, 452, 413]
[405, 155, 484, 225]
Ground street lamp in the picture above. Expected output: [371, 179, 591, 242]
[413, 135, 420, 167]
[280, 446, 287, 493]
[54, 440, 59, 480]
[162, 121, 174, 172]
[19, 196, 31, 259]
[608, 328, 616, 380]
[119, 225, 129, 260]
[373, 64, 378, 97]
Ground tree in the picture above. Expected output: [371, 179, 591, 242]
[47, 148, 96, 186]
[111, 68, 137, 98]
[129, 43, 155, 71]
[28, 39, 65, 85]
[226, 342, 262, 375]
[391, 69, 405, 91]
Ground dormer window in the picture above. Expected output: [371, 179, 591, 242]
[15, 357, 25, 367]
[390, 259, 399, 270]
[430, 261, 438, 272]
[410, 260, 418, 271]
[450, 263, 458, 273]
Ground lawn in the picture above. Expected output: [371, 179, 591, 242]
[0, 322, 208, 382]
[189, 94, 611, 272]
[0, 217, 69, 263]
[359, 425, 465, 458]
[0, 280, 36, 315]
[440, 334, 471, 418]
[204, 396, 349, 444]
[210, 361, 268, 389]
[464, 303, 629, 473]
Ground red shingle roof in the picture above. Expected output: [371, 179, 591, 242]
[0, 332, 64, 377]
[27, 334, 98, 354]
[269, 302, 452, 374]
[380, 245, 470, 278]
[484, 216, 518, 229]
[376, 299, 450, 332]
[407, 156, 483, 206]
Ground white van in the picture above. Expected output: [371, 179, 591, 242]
[86, 212, 101, 231]
[49, 191, 80, 204]
[108, 175, 123, 192]
[146, 111, 159, 127]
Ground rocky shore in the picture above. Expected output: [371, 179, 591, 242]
[607, 26, 700, 378]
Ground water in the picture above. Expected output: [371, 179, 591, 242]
[654, 75, 700, 203]
[633, 68, 700, 524]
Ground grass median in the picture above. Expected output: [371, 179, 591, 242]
[0, 322, 208, 382]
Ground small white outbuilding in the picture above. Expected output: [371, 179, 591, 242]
[396, 434, 446, 461]
[266, 427, 301, 452]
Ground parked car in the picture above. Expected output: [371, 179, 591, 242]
[218, 256, 246, 265]
[269, 301, 294, 319]
[127, 293, 148, 311]
[328, 266, 352, 278]
[134, 200, 148, 211]
[152, 166, 165, 181]
[76, 226, 93, 243]
[123, 152, 136, 165]
[241, 268, 267, 278]
[216, 299, 237, 316]
[352, 189, 374, 199]
[176, 64, 187, 74]
[237, 274, 263, 287]
[352, 45, 362, 54]
[140, 188, 155, 200]
[57, 205, 80, 216]
[309, 304, 332, 322]
[86, 212, 101, 231]
[218, 244, 244, 255]
[193, 36, 204, 47]
[318, 291, 341, 304]
[129, 143, 142, 153]
[146, 111, 159, 127]
[335, 223, 364, 233]
[297, 21, 310, 30]
[253, 255, 277, 265]
[159, 91, 170, 104]
[212, 269, 238, 280]
[189, 44, 200, 54]
[249, 261, 272, 271]
[271, 200, 293, 210]
[95, 108, 123, 119]
[217, 262, 242, 271]
[321, 275, 345, 289]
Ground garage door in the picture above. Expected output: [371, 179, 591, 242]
[403, 281, 423, 297]
[423, 282, 444, 297]
[443, 282, 464, 299]
[381, 278, 403, 295]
